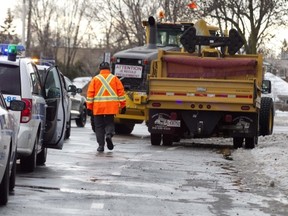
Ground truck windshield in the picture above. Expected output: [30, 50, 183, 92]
[156, 24, 192, 47]
[157, 30, 182, 47]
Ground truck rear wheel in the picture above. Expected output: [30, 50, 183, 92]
[259, 97, 274, 136]
[233, 137, 243, 149]
[162, 134, 173, 146]
[151, 133, 161, 145]
[245, 136, 258, 149]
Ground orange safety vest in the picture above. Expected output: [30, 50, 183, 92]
[87, 69, 126, 115]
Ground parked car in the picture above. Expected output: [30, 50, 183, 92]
[0, 92, 25, 205]
[36, 65, 74, 139]
[0, 44, 72, 172]
[64, 76, 87, 127]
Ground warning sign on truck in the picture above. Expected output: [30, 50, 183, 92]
[115, 64, 142, 78]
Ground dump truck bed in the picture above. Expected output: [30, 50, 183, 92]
[148, 50, 263, 113]
[149, 78, 257, 111]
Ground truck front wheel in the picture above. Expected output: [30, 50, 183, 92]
[115, 123, 135, 135]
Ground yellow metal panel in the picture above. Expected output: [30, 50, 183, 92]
[147, 101, 257, 113]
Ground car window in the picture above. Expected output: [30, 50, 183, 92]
[29, 63, 42, 95]
[45, 67, 62, 98]
[0, 64, 21, 95]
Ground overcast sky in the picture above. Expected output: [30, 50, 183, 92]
[1, 1, 288, 56]
[1, 1, 17, 23]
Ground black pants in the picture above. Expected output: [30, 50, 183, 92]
[93, 115, 114, 146]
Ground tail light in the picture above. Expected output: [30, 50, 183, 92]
[21, 98, 32, 123]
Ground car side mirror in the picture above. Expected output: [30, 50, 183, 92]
[68, 85, 77, 94]
[262, 80, 272, 94]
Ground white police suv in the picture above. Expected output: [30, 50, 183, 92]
[0, 44, 69, 172]
[0, 92, 25, 205]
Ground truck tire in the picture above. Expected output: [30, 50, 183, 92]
[233, 137, 243, 149]
[115, 123, 135, 135]
[162, 134, 173, 146]
[245, 136, 258, 149]
[151, 133, 161, 145]
[259, 97, 274, 136]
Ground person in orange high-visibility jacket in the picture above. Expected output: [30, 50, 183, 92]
[87, 62, 126, 152]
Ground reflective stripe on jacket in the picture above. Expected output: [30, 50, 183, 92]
[86, 69, 126, 115]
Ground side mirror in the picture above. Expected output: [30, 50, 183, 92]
[262, 80, 272, 94]
[76, 88, 82, 94]
[68, 84, 77, 94]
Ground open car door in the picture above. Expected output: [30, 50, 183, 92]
[41, 66, 67, 149]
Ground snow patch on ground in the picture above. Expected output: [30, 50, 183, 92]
[231, 73, 288, 192]
[232, 110, 288, 192]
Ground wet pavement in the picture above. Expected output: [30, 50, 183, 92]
[0, 123, 287, 215]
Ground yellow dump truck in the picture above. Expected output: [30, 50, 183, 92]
[147, 26, 274, 149]
[111, 16, 218, 134]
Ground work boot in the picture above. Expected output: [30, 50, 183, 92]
[106, 135, 114, 150]
[97, 145, 104, 152]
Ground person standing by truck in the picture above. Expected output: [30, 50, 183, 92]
[87, 62, 126, 152]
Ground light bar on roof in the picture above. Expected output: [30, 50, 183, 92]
[0, 44, 25, 61]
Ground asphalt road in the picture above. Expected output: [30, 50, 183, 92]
[0, 122, 287, 216]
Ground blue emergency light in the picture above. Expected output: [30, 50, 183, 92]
[0, 44, 25, 61]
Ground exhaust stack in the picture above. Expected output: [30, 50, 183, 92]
[147, 16, 157, 49]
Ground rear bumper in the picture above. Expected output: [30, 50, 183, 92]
[148, 109, 258, 138]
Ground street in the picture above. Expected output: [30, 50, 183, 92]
[0, 122, 288, 216]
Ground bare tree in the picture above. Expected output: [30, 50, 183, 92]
[159, 0, 199, 23]
[201, 0, 288, 54]
[0, 9, 19, 43]
[92, 0, 160, 53]
[25, 0, 33, 56]
[30, 0, 56, 58]
[54, 0, 95, 75]
[280, 39, 288, 59]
